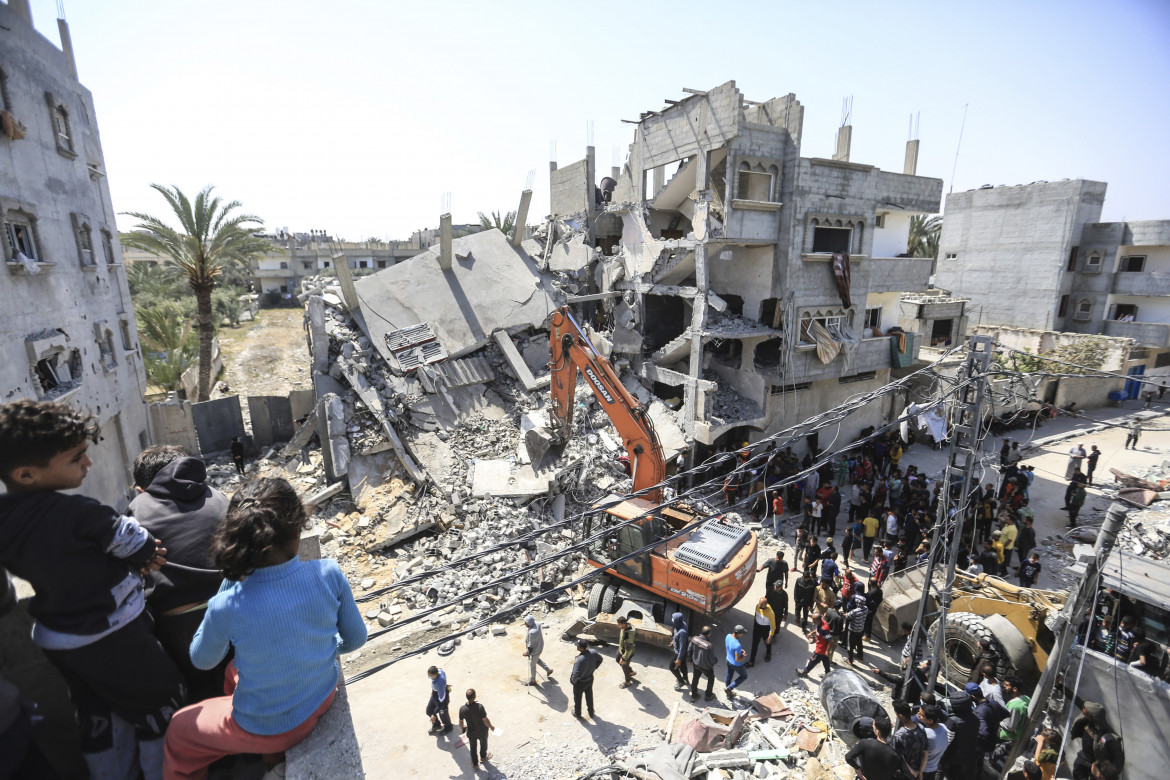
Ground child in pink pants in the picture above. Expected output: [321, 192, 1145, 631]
[163, 478, 366, 779]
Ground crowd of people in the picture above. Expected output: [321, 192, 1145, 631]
[0, 400, 366, 780]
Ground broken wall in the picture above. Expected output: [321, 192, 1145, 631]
[148, 399, 201, 456]
[550, 160, 592, 218]
[191, 396, 246, 454]
[247, 395, 295, 448]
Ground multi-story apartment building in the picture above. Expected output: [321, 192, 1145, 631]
[934, 180, 1170, 391]
[0, 0, 149, 509]
[550, 81, 943, 450]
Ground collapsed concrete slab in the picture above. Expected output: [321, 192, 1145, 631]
[355, 228, 560, 365]
[470, 458, 557, 498]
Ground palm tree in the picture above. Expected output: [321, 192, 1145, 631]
[907, 214, 942, 259]
[477, 209, 517, 237]
[126, 260, 185, 300]
[122, 185, 271, 401]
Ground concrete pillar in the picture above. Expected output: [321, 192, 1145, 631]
[904, 139, 920, 176]
[511, 190, 532, 247]
[585, 146, 597, 222]
[612, 166, 621, 181]
[439, 213, 453, 270]
[652, 165, 665, 196]
[57, 18, 79, 80]
[8, 0, 31, 23]
[833, 125, 852, 162]
[332, 253, 359, 311]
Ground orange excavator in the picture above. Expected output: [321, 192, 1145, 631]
[548, 306, 757, 620]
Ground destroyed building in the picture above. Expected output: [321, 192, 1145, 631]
[548, 81, 944, 453]
[0, 1, 150, 510]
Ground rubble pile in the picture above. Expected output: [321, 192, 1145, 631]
[500, 682, 866, 780]
[1031, 463, 1170, 587]
[289, 265, 680, 651]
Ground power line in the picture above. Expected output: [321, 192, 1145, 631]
[346, 351, 979, 675]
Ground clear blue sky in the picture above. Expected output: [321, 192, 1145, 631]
[25, 0, 1170, 241]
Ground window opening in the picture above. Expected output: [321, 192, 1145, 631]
[101, 229, 115, 264]
[1119, 255, 1146, 273]
[1058, 295, 1069, 318]
[1074, 300, 1092, 321]
[944, 252, 957, 260]
[812, 226, 851, 254]
[4, 219, 39, 261]
[864, 307, 882, 331]
[737, 168, 773, 201]
[754, 338, 782, 370]
[799, 315, 846, 345]
[34, 348, 82, 398]
[279, 261, 288, 269]
[1067, 246, 1079, 271]
[76, 222, 94, 266]
[1085, 251, 1102, 271]
[770, 382, 811, 395]
[1112, 304, 1138, 322]
[119, 319, 132, 350]
[839, 371, 877, 384]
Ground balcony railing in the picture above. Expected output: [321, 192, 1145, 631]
[1112, 271, 1170, 297]
[1102, 319, 1170, 348]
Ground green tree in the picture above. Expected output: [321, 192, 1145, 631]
[136, 302, 198, 391]
[121, 185, 271, 401]
[908, 214, 942, 259]
[126, 260, 185, 300]
[213, 286, 246, 327]
[477, 209, 517, 237]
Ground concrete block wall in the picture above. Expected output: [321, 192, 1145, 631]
[934, 180, 1107, 333]
[550, 159, 590, 217]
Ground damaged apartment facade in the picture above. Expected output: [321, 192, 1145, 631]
[0, 1, 149, 510]
[550, 82, 943, 451]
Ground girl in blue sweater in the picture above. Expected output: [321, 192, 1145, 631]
[163, 478, 366, 779]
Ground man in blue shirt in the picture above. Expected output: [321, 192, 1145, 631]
[724, 625, 748, 696]
[427, 666, 453, 734]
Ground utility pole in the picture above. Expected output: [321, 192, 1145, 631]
[998, 503, 1126, 777]
[902, 334, 993, 698]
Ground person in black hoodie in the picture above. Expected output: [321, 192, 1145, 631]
[129, 446, 230, 702]
[941, 691, 981, 780]
[0, 400, 185, 779]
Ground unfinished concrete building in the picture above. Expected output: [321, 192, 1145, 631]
[0, 0, 149, 509]
[549, 81, 943, 453]
[934, 180, 1170, 392]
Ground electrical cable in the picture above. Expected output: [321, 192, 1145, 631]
[347, 352, 979, 673]
[357, 347, 975, 611]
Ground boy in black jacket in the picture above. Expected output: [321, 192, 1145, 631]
[0, 400, 185, 779]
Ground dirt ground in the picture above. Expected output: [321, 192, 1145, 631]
[214, 308, 311, 399]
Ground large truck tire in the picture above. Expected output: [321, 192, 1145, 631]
[928, 612, 1019, 686]
[601, 584, 621, 615]
[587, 582, 606, 618]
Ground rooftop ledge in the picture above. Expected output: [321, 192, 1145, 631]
[730, 199, 783, 212]
[801, 253, 866, 262]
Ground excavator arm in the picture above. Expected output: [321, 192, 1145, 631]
[548, 306, 666, 503]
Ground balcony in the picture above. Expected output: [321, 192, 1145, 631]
[1112, 271, 1170, 297]
[866, 256, 934, 294]
[1103, 319, 1170, 349]
[789, 334, 899, 382]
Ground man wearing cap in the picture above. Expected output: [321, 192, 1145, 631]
[569, 639, 603, 719]
[724, 625, 748, 695]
